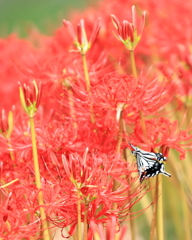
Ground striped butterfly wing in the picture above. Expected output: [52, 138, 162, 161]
[130, 143, 165, 162]
[135, 152, 159, 178]
[129, 143, 171, 182]
[140, 161, 171, 183]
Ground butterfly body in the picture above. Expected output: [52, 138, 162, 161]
[129, 143, 171, 182]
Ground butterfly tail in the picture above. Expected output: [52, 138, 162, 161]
[160, 164, 171, 177]
[129, 142, 137, 151]
[139, 172, 146, 183]
[161, 171, 171, 178]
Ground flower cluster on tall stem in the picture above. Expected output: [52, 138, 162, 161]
[111, 5, 146, 51]
[19, 80, 50, 240]
[19, 80, 42, 118]
[63, 18, 101, 55]
[63, 18, 101, 124]
[45, 149, 145, 239]
[111, 5, 146, 79]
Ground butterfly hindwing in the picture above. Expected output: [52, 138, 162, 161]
[140, 161, 171, 182]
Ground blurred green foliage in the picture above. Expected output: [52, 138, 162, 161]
[0, 0, 94, 37]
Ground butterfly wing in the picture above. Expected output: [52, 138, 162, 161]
[159, 163, 171, 177]
[129, 143, 167, 162]
[140, 161, 171, 182]
[136, 153, 154, 172]
[129, 143, 170, 182]
[135, 153, 158, 181]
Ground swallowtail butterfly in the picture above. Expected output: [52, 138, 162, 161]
[129, 143, 171, 183]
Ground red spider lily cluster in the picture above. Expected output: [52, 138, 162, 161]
[0, 0, 192, 239]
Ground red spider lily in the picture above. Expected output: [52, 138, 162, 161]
[157, 43, 192, 101]
[19, 80, 42, 118]
[0, 186, 42, 239]
[0, 36, 38, 111]
[91, 72, 177, 125]
[61, 149, 137, 191]
[45, 149, 144, 235]
[56, 78, 120, 152]
[127, 117, 192, 159]
[111, 5, 146, 50]
[63, 18, 101, 55]
[55, 70, 180, 155]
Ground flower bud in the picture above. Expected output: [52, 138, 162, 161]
[0, 107, 14, 139]
[63, 18, 101, 55]
[19, 80, 42, 118]
[111, 5, 146, 51]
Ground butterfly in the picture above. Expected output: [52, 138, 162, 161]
[129, 143, 171, 183]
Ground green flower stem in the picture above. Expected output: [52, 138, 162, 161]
[149, 177, 158, 240]
[82, 54, 91, 92]
[124, 149, 136, 240]
[181, 185, 190, 240]
[83, 202, 89, 240]
[139, 110, 146, 137]
[93, 232, 100, 240]
[113, 108, 124, 211]
[68, 88, 77, 129]
[129, 209, 136, 240]
[129, 50, 147, 137]
[156, 174, 164, 240]
[7, 140, 14, 160]
[129, 50, 138, 80]
[77, 188, 82, 240]
[81, 54, 95, 124]
[30, 117, 50, 240]
[73, 229, 78, 240]
[116, 109, 123, 153]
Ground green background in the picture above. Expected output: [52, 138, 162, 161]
[0, 0, 96, 37]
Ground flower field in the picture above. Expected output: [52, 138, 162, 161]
[0, 0, 191, 239]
